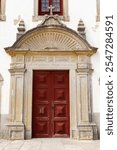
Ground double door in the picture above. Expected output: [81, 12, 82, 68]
[32, 70, 70, 138]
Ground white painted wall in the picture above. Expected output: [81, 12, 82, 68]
[0, 0, 100, 114]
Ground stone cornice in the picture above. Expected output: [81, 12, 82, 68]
[5, 49, 97, 57]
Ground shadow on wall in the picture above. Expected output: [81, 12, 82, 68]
[92, 113, 100, 139]
[0, 114, 9, 139]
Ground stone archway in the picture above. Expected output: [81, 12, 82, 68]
[5, 16, 98, 140]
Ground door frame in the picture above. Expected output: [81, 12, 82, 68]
[29, 66, 77, 139]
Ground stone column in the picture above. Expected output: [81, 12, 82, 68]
[76, 55, 98, 140]
[6, 63, 26, 140]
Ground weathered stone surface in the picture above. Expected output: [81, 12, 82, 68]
[0, 139, 100, 150]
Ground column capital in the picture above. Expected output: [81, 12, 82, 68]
[9, 68, 26, 74]
[9, 63, 26, 74]
[76, 63, 93, 74]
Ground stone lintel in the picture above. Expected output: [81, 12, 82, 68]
[6, 122, 24, 140]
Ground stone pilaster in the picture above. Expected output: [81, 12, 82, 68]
[6, 63, 26, 140]
[76, 55, 98, 140]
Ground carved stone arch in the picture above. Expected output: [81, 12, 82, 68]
[6, 26, 97, 56]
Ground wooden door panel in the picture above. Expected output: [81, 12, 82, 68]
[34, 88, 50, 102]
[32, 120, 50, 137]
[53, 121, 68, 137]
[54, 73, 67, 86]
[32, 71, 51, 138]
[54, 88, 66, 101]
[33, 104, 49, 117]
[54, 104, 67, 117]
[32, 70, 69, 138]
[52, 71, 69, 137]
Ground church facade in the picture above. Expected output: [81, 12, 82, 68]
[0, 0, 100, 140]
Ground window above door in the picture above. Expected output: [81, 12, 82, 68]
[39, 0, 63, 15]
[33, 0, 69, 21]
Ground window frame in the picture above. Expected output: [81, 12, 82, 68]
[38, 0, 63, 16]
[0, 0, 6, 21]
[33, 0, 69, 21]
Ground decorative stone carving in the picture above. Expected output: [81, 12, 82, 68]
[38, 15, 66, 27]
[32, 56, 47, 62]
[77, 19, 86, 39]
[17, 19, 26, 39]
[55, 57, 70, 63]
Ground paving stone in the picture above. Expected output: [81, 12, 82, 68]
[0, 139, 100, 150]
[20, 140, 41, 150]
[64, 145, 85, 150]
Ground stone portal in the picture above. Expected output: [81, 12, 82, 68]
[5, 16, 98, 140]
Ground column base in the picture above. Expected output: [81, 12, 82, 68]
[78, 122, 98, 140]
[6, 122, 24, 140]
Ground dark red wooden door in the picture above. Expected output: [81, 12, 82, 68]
[32, 70, 70, 138]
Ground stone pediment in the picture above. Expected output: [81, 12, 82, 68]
[5, 16, 97, 56]
[38, 15, 66, 27]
